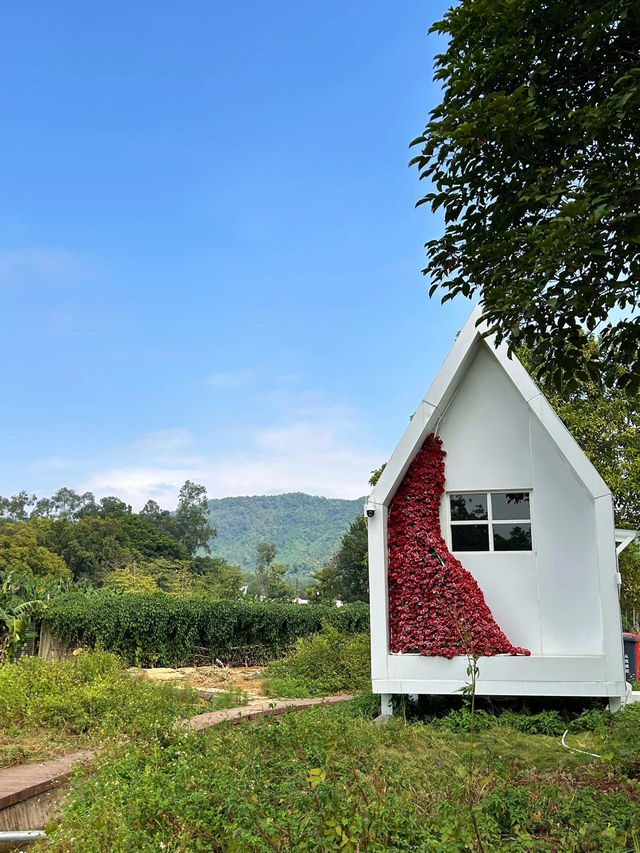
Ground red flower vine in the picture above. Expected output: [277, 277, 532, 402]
[388, 434, 529, 658]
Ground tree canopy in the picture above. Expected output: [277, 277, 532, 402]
[412, 0, 640, 387]
[247, 542, 293, 602]
[519, 338, 640, 527]
[0, 481, 244, 596]
[173, 480, 216, 556]
[0, 523, 70, 579]
[309, 516, 369, 604]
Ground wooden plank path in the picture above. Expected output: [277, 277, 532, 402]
[0, 751, 94, 811]
[184, 694, 354, 731]
[0, 694, 354, 813]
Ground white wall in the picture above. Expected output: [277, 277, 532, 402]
[437, 343, 601, 657]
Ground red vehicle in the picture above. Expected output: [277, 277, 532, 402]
[623, 633, 640, 682]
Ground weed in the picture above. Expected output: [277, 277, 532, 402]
[207, 686, 249, 710]
[0, 651, 200, 763]
[262, 625, 370, 697]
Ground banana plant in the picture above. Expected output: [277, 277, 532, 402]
[0, 569, 46, 663]
[0, 599, 39, 662]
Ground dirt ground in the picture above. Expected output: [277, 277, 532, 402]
[127, 664, 267, 699]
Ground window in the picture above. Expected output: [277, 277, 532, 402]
[449, 491, 532, 552]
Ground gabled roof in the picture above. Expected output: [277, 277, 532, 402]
[367, 304, 611, 509]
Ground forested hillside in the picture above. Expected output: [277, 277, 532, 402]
[206, 493, 365, 576]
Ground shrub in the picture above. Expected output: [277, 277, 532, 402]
[44, 591, 369, 667]
[0, 651, 199, 739]
[418, 700, 611, 736]
[262, 625, 370, 697]
[606, 701, 640, 774]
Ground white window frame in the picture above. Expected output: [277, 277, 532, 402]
[447, 490, 534, 553]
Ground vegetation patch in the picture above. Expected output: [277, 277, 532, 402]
[0, 651, 201, 765]
[36, 700, 640, 852]
[262, 625, 370, 697]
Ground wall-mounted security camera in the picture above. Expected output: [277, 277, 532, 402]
[366, 507, 375, 518]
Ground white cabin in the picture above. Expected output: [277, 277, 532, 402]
[366, 305, 627, 712]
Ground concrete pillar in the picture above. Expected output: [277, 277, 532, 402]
[609, 695, 623, 713]
[380, 693, 393, 716]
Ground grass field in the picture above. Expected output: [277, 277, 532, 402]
[4, 646, 640, 851]
[34, 696, 640, 852]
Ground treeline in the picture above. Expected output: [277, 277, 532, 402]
[0, 481, 244, 599]
[0, 479, 374, 607]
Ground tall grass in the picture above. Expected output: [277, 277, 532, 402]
[262, 625, 370, 697]
[0, 651, 200, 742]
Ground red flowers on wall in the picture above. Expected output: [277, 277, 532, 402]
[388, 434, 529, 658]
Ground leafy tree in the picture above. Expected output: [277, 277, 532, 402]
[162, 562, 197, 596]
[140, 499, 163, 520]
[40, 517, 130, 581]
[174, 481, 216, 556]
[140, 499, 178, 538]
[247, 543, 293, 602]
[135, 555, 243, 599]
[249, 562, 293, 602]
[329, 516, 369, 603]
[620, 543, 640, 631]
[43, 488, 98, 520]
[104, 564, 159, 594]
[114, 515, 186, 561]
[256, 542, 277, 571]
[519, 339, 640, 527]
[30, 497, 56, 518]
[411, 0, 640, 387]
[35, 514, 185, 583]
[97, 496, 131, 518]
[0, 491, 37, 521]
[307, 562, 342, 605]
[310, 516, 369, 604]
[0, 522, 70, 579]
[369, 464, 386, 488]
[189, 556, 244, 600]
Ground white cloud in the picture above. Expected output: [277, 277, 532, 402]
[131, 428, 193, 454]
[203, 420, 375, 499]
[207, 369, 254, 388]
[80, 399, 380, 509]
[82, 467, 193, 510]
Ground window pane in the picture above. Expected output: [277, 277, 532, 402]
[491, 492, 530, 520]
[450, 494, 488, 521]
[493, 523, 532, 551]
[451, 524, 490, 551]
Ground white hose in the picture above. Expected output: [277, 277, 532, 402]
[560, 729, 602, 758]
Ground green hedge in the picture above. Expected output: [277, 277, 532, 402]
[45, 591, 370, 667]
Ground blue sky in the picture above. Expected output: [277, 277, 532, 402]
[0, 0, 472, 508]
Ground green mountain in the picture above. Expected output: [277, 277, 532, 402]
[206, 492, 366, 578]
